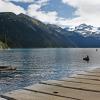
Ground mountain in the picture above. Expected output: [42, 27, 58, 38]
[64, 24, 100, 47]
[0, 12, 74, 48]
[1, 12, 100, 48]
[67, 24, 100, 37]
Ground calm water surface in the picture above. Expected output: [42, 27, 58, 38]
[0, 48, 100, 94]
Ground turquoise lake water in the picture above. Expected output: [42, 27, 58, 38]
[0, 48, 100, 94]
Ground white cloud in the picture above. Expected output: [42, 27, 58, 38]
[27, 0, 100, 27]
[6, 0, 49, 3]
[27, 5, 58, 24]
[36, 0, 50, 4]
[27, 0, 59, 24]
[62, 0, 100, 27]
[0, 0, 25, 14]
[5, 0, 34, 3]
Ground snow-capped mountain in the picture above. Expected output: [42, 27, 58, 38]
[66, 24, 100, 37]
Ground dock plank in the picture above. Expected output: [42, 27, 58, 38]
[71, 75, 100, 81]
[40, 80, 100, 92]
[24, 83, 100, 100]
[4, 89, 74, 100]
[77, 73, 100, 77]
[87, 72, 100, 76]
[62, 78, 100, 85]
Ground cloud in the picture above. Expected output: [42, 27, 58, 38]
[5, 0, 34, 3]
[27, 0, 60, 24]
[27, 5, 58, 24]
[36, 0, 50, 4]
[0, 0, 25, 14]
[27, 0, 100, 27]
[62, 0, 100, 27]
[26, 0, 73, 27]
[6, 0, 49, 3]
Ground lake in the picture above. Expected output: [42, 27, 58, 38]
[0, 48, 100, 94]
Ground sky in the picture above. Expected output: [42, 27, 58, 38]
[1, 0, 100, 27]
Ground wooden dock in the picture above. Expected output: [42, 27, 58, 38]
[1, 68, 100, 100]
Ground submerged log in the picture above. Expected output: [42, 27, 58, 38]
[0, 66, 16, 71]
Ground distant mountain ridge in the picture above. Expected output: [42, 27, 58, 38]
[1, 12, 100, 48]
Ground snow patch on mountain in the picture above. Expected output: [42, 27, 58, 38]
[65, 24, 100, 37]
